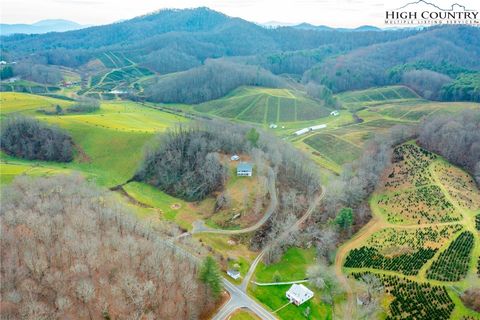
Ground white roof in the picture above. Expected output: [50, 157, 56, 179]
[287, 284, 314, 299]
[294, 124, 327, 135]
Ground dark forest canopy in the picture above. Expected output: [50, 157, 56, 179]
[0, 116, 74, 162]
[144, 60, 287, 104]
[304, 25, 480, 95]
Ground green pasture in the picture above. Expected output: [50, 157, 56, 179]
[195, 86, 333, 124]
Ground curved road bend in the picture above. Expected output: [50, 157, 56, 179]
[212, 280, 277, 320]
[193, 167, 277, 235]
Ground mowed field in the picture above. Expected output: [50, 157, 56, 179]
[249, 248, 334, 320]
[0, 92, 74, 115]
[340, 143, 480, 320]
[195, 86, 333, 124]
[292, 86, 480, 174]
[336, 85, 422, 111]
[0, 92, 185, 187]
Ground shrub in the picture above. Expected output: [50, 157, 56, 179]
[68, 96, 100, 113]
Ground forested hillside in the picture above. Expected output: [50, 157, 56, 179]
[305, 26, 480, 100]
[0, 175, 216, 319]
[1, 8, 479, 104]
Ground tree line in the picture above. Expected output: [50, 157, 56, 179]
[418, 109, 480, 185]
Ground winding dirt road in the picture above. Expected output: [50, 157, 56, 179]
[193, 167, 277, 235]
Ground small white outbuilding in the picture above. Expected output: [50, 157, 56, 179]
[286, 284, 314, 306]
[227, 269, 241, 280]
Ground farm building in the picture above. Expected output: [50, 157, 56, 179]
[231, 154, 240, 161]
[286, 284, 314, 306]
[227, 269, 241, 280]
[294, 124, 327, 136]
[330, 110, 339, 116]
[269, 123, 278, 129]
[237, 162, 253, 177]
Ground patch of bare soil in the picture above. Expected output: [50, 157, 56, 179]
[110, 185, 152, 208]
[74, 143, 92, 163]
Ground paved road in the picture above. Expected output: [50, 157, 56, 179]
[212, 280, 277, 320]
[193, 167, 277, 235]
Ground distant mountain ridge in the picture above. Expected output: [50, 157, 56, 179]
[291, 23, 381, 32]
[395, 0, 475, 11]
[261, 22, 382, 31]
[0, 19, 87, 36]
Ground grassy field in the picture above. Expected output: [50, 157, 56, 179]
[249, 248, 332, 320]
[229, 309, 261, 320]
[0, 79, 61, 95]
[0, 92, 73, 115]
[0, 93, 186, 187]
[341, 142, 480, 319]
[291, 87, 479, 174]
[336, 85, 421, 111]
[195, 86, 334, 124]
[303, 133, 362, 165]
[0, 159, 71, 185]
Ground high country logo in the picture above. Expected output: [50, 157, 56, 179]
[385, 0, 479, 25]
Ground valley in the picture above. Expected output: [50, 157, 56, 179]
[1, 7, 479, 320]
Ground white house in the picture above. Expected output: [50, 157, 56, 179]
[237, 162, 253, 177]
[231, 155, 240, 161]
[227, 269, 240, 280]
[330, 110, 340, 116]
[286, 284, 314, 306]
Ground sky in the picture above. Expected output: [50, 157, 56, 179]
[1, 0, 479, 27]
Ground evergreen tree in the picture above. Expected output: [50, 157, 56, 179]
[335, 207, 353, 230]
[246, 128, 260, 147]
[199, 256, 223, 299]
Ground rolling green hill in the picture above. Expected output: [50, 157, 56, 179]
[194, 86, 333, 124]
[336, 85, 421, 110]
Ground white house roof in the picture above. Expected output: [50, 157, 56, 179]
[237, 162, 253, 172]
[287, 284, 314, 299]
